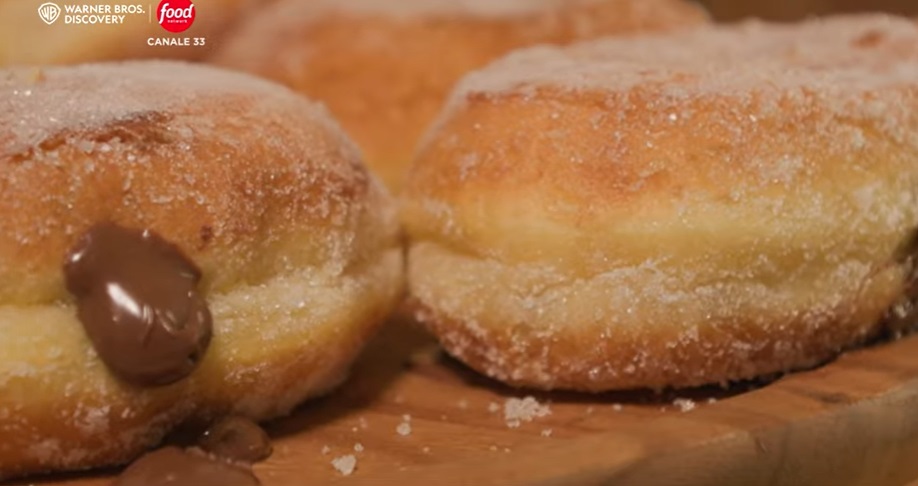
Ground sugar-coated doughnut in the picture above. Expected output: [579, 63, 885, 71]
[212, 0, 709, 190]
[402, 15, 918, 391]
[0, 61, 403, 478]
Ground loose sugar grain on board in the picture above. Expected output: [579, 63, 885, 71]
[396, 414, 412, 436]
[332, 454, 357, 476]
[504, 396, 551, 428]
[673, 398, 696, 412]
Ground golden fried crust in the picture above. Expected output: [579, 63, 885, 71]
[401, 15, 918, 390]
[1, 62, 397, 305]
[211, 0, 708, 190]
[406, 242, 904, 391]
[0, 62, 403, 478]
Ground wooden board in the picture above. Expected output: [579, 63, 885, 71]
[697, 0, 918, 21]
[12, 318, 918, 486]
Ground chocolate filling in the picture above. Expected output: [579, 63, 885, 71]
[64, 222, 212, 386]
[200, 416, 273, 464]
[112, 447, 259, 486]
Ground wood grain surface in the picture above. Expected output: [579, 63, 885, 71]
[10, 316, 918, 486]
[697, 0, 918, 21]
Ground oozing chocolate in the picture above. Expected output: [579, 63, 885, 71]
[64, 222, 212, 386]
[113, 447, 259, 486]
[200, 416, 273, 464]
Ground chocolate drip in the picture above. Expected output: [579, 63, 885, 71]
[200, 416, 273, 464]
[113, 447, 259, 486]
[64, 222, 212, 386]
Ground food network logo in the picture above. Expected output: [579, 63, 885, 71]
[156, 0, 195, 33]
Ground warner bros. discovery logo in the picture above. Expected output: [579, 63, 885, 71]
[38, 2, 61, 24]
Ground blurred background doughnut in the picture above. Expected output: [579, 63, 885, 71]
[212, 0, 709, 191]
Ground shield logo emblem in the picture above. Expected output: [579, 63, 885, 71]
[38, 2, 61, 24]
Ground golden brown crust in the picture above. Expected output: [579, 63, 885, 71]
[1, 61, 395, 305]
[407, 242, 904, 391]
[0, 61, 403, 478]
[401, 15, 918, 391]
[211, 0, 709, 190]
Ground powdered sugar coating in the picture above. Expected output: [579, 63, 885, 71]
[1, 61, 398, 304]
[0, 61, 403, 477]
[403, 15, 918, 391]
[446, 14, 918, 105]
[3, 61, 350, 159]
